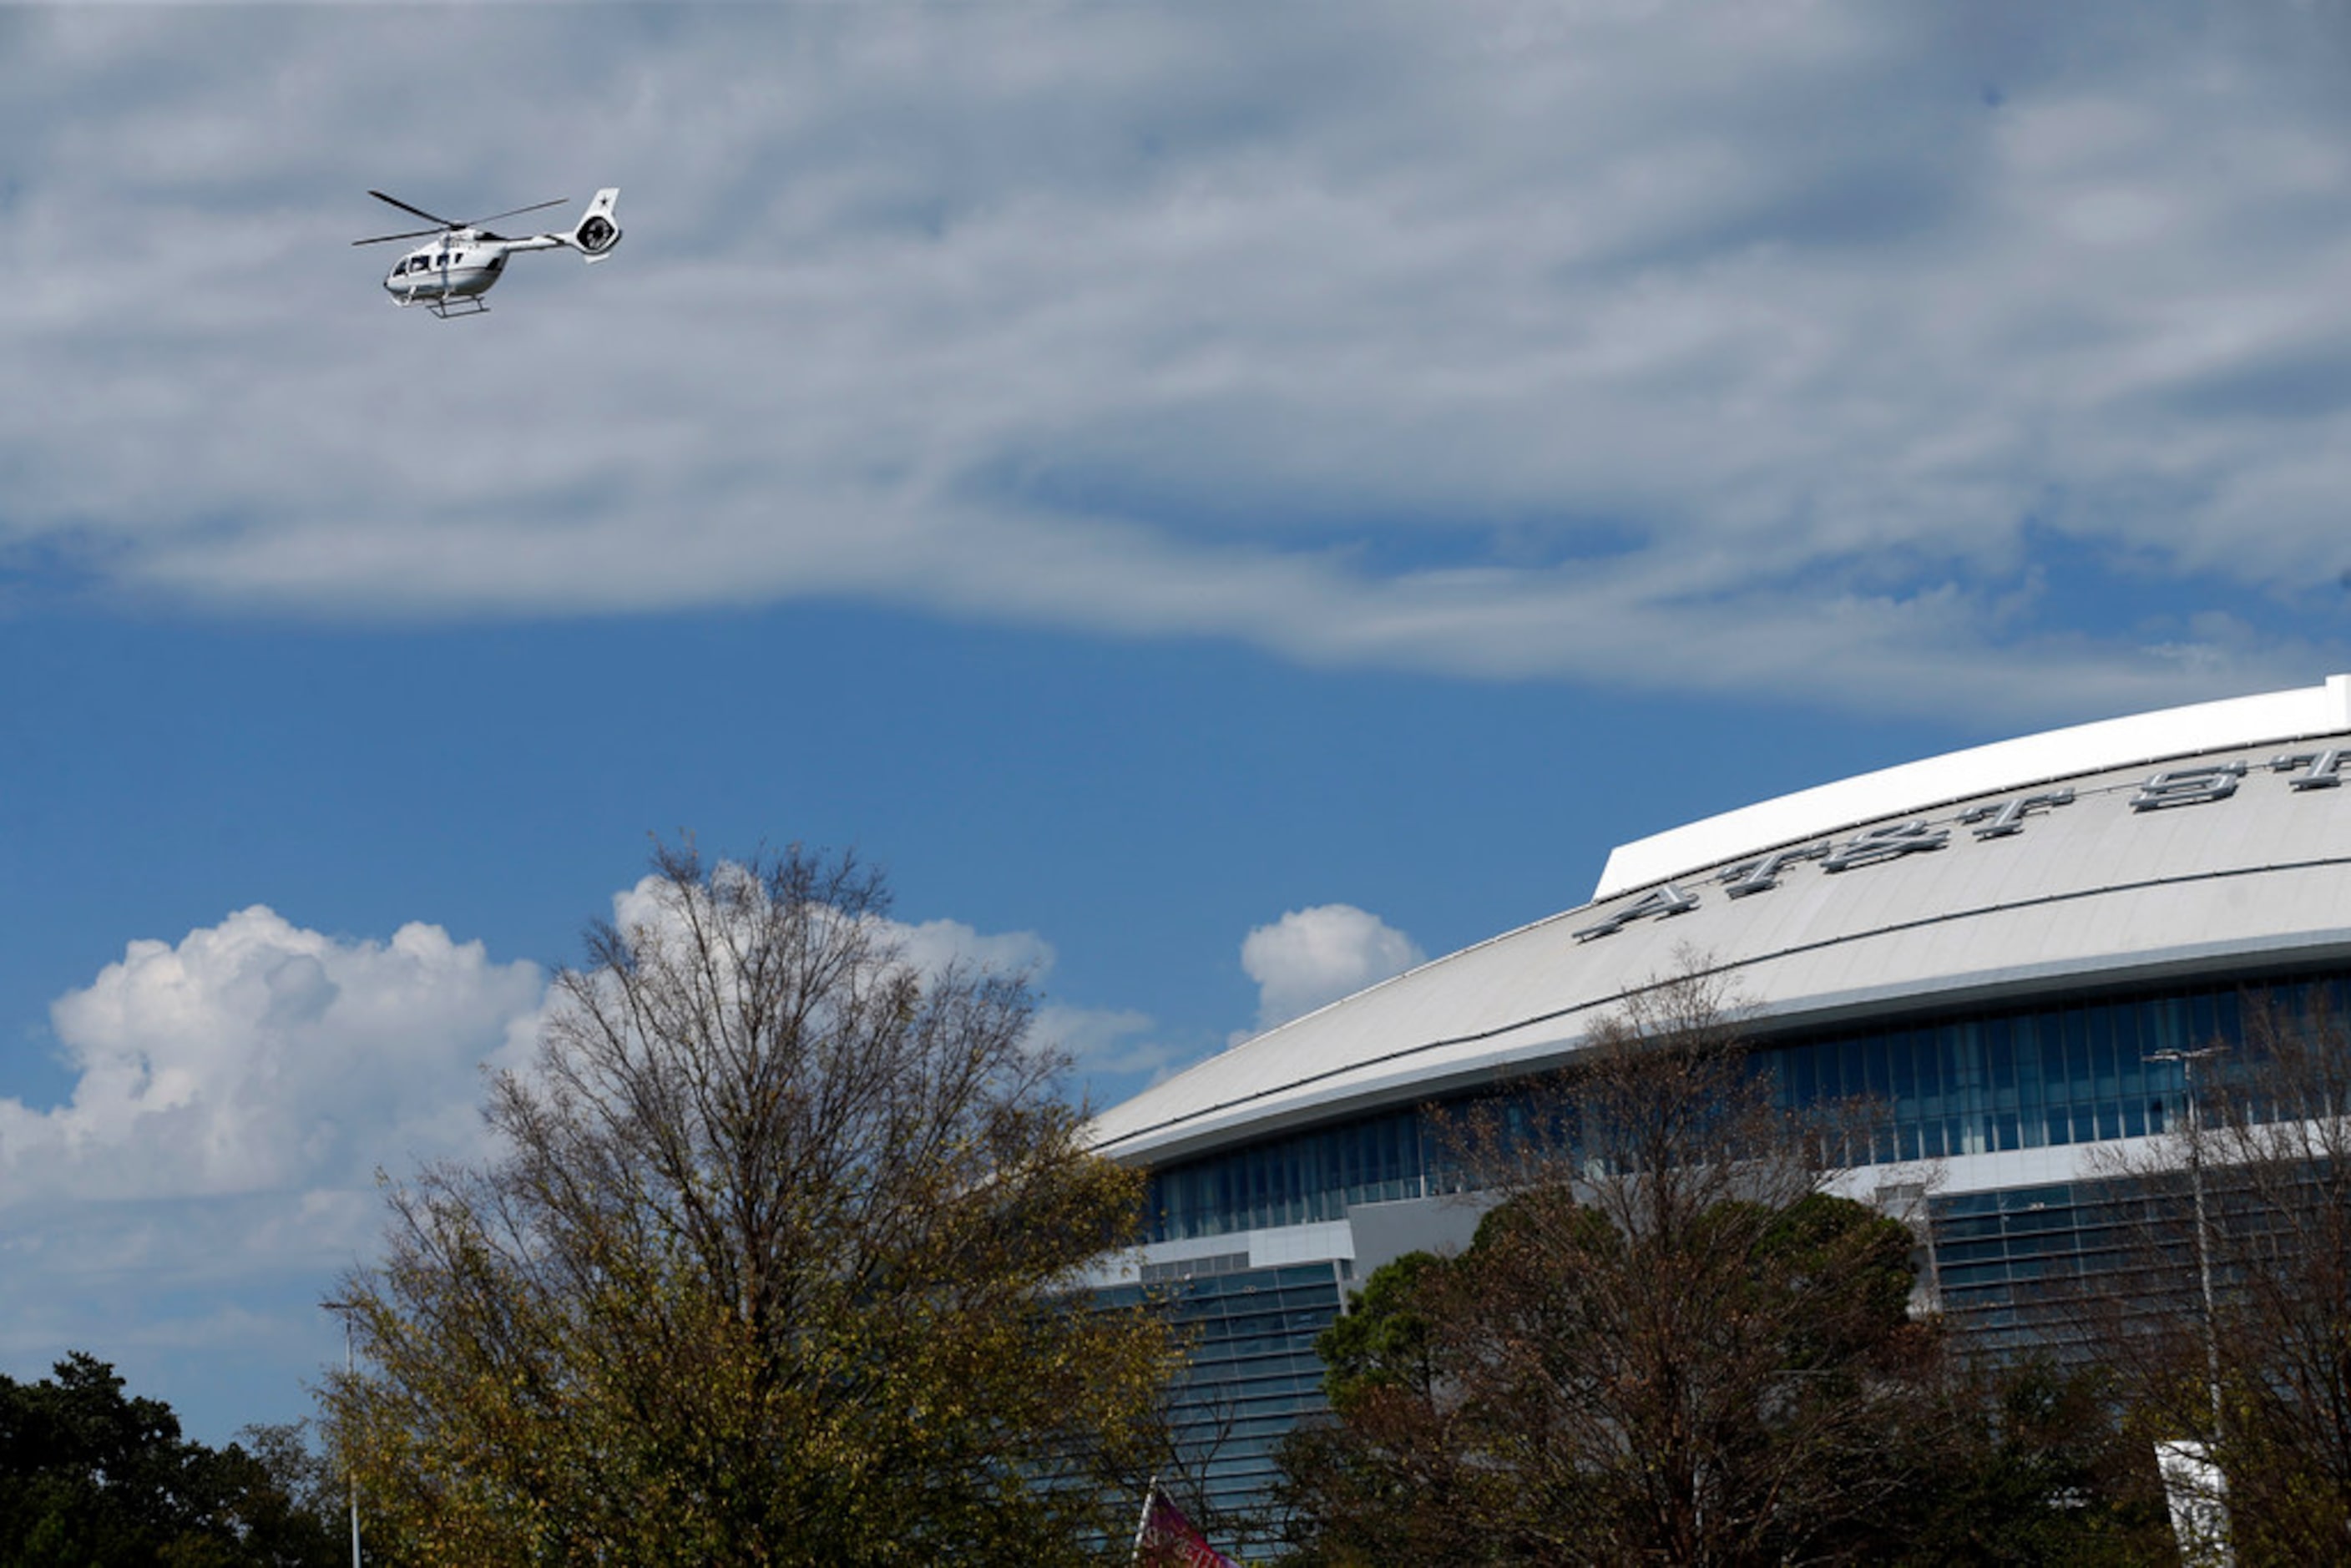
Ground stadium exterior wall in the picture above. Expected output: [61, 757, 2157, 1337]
[1087, 674, 2351, 1525]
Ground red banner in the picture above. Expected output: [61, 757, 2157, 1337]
[1135, 1486, 1241, 1568]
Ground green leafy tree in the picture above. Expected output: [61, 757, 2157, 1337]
[1281, 974, 1947, 1565]
[1312, 1249, 1443, 1411]
[1282, 972, 2173, 1566]
[1877, 1359, 2170, 1567]
[0, 1353, 341, 1566]
[1278, 1249, 1518, 1567]
[230, 1421, 351, 1565]
[322, 843, 1179, 1566]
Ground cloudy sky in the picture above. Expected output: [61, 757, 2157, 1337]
[6, 0, 2351, 1442]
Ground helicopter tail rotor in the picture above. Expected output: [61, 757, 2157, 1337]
[564, 189, 623, 262]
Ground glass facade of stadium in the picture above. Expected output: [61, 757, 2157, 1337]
[1142, 971, 2342, 1246]
[1088, 675, 2351, 1539]
[1119, 968, 2348, 1525]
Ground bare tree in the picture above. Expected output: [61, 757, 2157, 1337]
[321, 842, 1178, 1567]
[2091, 983, 2351, 1564]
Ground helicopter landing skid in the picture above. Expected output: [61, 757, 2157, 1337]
[427, 295, 490, 320]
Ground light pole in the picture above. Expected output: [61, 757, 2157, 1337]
[2150, 1044, 2228, 1435]
[321, 1299, 361, 1568]
[2150, 1044, 2231, 1567]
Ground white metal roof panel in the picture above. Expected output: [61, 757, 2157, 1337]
[1593, 675, 2351, 898]
[1092, 682, 2351, 1168]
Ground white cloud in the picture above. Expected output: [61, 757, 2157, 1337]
[1033, 1002, 1183, 1097]
[0, 906, 549, 1429]
[0, 887, 1172, 1235]
[881, 914, 1058, 984]
[1239, 904, 1425, 1039]
[0, 907, 544, 1207]
[0, 883, 1177, 1431]
[864, 914, 1193, 1091]
[4, 5, 2349, 723]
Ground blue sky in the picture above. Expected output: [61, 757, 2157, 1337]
[6, 0, 2351, 1444]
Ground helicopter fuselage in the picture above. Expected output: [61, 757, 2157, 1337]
[382, 232, 548, 307]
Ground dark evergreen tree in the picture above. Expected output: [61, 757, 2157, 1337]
[0, 1352, 341, 1566]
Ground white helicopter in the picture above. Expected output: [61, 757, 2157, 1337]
[353, 188, 622, 317]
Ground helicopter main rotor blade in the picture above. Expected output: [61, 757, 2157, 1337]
[351, 225, 443, 247]
[367, 190, 459, 228]
[463, 196, 568, 228]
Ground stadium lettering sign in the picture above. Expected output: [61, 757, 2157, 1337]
[1571, 747, 2351, 943]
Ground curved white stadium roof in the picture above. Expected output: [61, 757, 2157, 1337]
[1094, 675, 2351, 1167]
